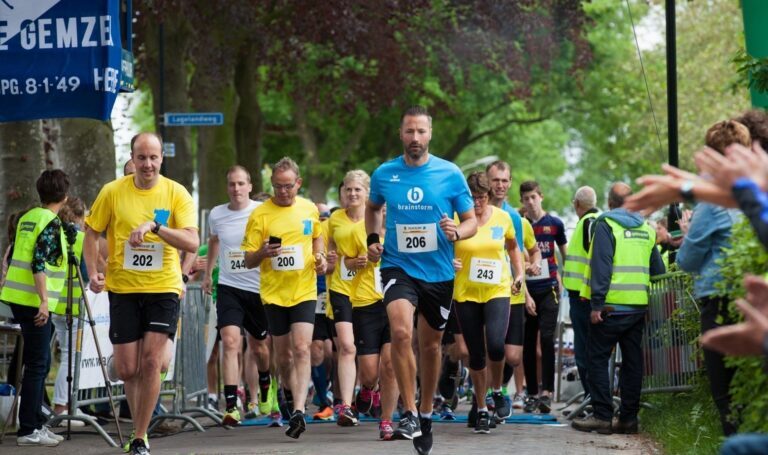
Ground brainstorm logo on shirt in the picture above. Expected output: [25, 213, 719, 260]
[397, 186, 434, 211]
[303, 219, 312, 235]
[153, 208, 170, 226]
[491, 226, 503, 240]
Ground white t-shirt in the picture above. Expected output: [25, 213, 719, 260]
[209, 200, 261, 293]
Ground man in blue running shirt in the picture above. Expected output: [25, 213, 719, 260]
[366, 106, 477, 455]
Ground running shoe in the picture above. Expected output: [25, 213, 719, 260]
[258, 398, 271, 417]
[439, 403, 456, 421]
[130, 437, 150, 455]
[492, 391, 511, 419]
[512, 392, 526, 410]
[16, 428, 59, 447]
[285, 410, 306, 439]
[467, 396, 477, 428]
[538, 395, 552, 414]
[379, 419, 395, 441]
[474, 410, 491, 434]
[337, 404, 359, 426]
[355, 387, 374, 415]
[523, 396, 539, 413]
[42, 426, 64, 442]
[394, 410, 421, 440]
[485, 390, 495, 411]
[244, 402, 260, 420]
[370, 389, 382, 419]
[313, 405, 334, 421]
[222, 408, 241, 426]
[122, 432, 139, 453]
[208, 396, 219, 411]
[413, 416, 433, 455]
[268, 411, 284, 427]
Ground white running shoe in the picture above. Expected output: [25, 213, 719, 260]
[17, 428, 60, 447]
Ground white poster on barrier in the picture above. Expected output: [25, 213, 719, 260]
[78, 291, 178, 390]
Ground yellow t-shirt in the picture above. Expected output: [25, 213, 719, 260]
[349, 222, 383, 308]
[320, 218, 334, 319]
[511, 217, 536, 305]
[328, 210, 363, 296]
[453, 207, 515, 303]
[242, 197, 320, 307]
[85, 175, 197, 295]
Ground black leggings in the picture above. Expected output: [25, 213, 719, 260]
[700, 295, 737, 436]
[454, 297, 510, 371]
[523, 287, 558, 395]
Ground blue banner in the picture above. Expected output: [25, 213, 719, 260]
[0, 0, 122, 122]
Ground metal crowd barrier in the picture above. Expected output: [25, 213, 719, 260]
[44, 284, 218, 447]
[642, 272, 698, 393]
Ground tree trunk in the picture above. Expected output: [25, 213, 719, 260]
[234, 44, 265, 193]
[142, 16, 194, 190]
[57, 119, 116, 205]
[191, 73, 238, 211]
[0, 121, 47, 253]
[294, 97, 328, 203]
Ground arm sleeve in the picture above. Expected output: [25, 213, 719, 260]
[242, 213, 264, 252]
[452, 172, 474, 214]
[675, 205, 716, 273]
[208, 209, 218, 236]
[173, 187, 198, 229]
[85, 185, 112, 233]
[650, 244, 666, 276]
[369, 170, 385, 206]
[522, 219, 536, 250]
[732, 179, 768, 250]
[556, 217, 567, 245]
[583, 218, 595, 252]
[589, 221, 614, 310]
[32, 219, 62, 274]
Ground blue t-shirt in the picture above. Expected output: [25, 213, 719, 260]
[370, 155, 473, 282]
[525, 213, 567, 292]
[502, 201, 524, 252]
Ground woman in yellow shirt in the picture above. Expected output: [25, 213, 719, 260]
[453, 172, 523, 434]
[326, 171, 366, 426]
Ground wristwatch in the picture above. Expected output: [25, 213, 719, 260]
[679, 180, 696, 203]
[182, 274, 189, 284]
[151, 221, 162, 234]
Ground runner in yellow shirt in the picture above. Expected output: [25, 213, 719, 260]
[84, 133, 199, 455]
[325, 173, 367, 426]
[243, 157, 327, 440]
[340, 171, 398, 440]
[452, 172, 523, 434]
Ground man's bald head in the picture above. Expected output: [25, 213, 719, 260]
[608, 182, 632, 210]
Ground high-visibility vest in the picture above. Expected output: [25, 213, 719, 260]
[581, 217, 656, 305]
[563, 211, 599, 292]
[52, 229, 84, 316]
[0, 207, 68, 310]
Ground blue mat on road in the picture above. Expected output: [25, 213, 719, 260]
[240, 413, 557, 426]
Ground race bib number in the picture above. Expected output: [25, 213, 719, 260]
[527, 258, 550, 281]
[396, 223, 438, 253]
[340, 258, 356, 281]
[123, 242, 163, 271]
[226, 250, 249, 274]
[469, 257, 502, 285]
[374, 266, 382, 294]
[316, 292, 327, 314]
[270, 245, 304, 271]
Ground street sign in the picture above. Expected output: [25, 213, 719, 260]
[164, 112, 223, 126]
[163, 142, 175, 157]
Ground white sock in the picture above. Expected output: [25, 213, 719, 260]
[478, 407, 488, 412]
[208, 392, 217, 401]
[419, 412, 432, 419]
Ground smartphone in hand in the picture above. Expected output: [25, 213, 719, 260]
[269, 236, 282, 246]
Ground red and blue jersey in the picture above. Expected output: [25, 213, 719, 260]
[525, 213, 567, 292]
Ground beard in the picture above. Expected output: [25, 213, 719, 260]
[405, 142, 427, 161]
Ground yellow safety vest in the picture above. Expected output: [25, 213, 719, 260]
[0, 207, 68, 310]
[563, 211, 598, 292]
[52, 230, 84, 316]
[581, 217, 656, 305]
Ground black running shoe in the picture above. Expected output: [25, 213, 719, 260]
[285, 410, 306, 439]
[538, 395, 552, 414]
[130, 438, 150, 455]
[413, 416, 433, 455]
[474, 410, 491, 434]
[492, 392, 511, 419]
[523, 396, 538, 413]
[467, 398, 477, 428]
[394, 411, 421, 440]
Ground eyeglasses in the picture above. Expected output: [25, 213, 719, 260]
[472, 194, 489, 201]
[273, 182, 297, 191]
